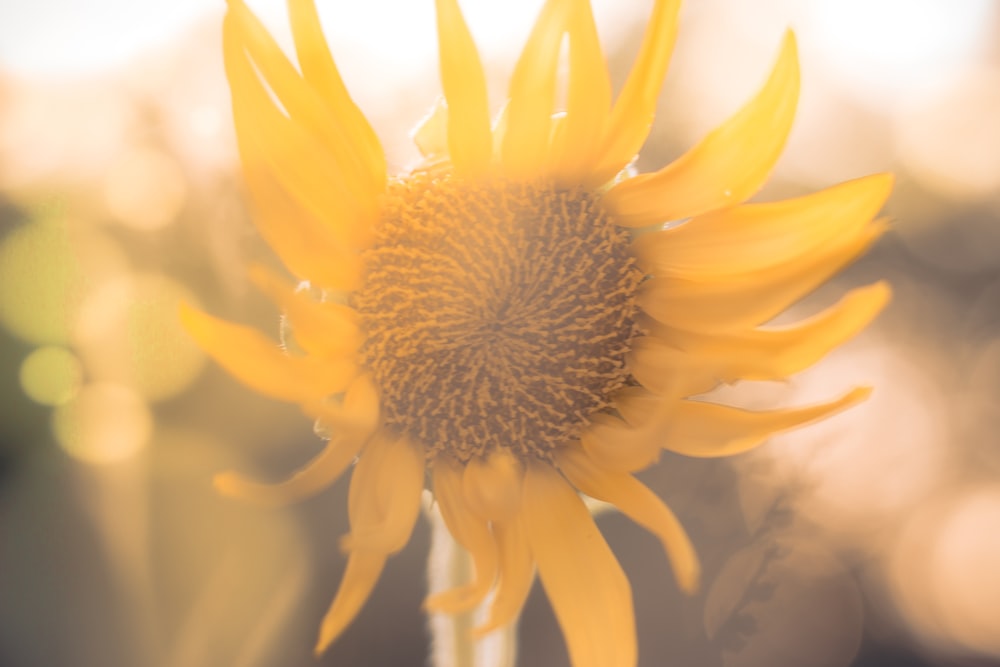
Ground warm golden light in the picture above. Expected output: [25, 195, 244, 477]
[0, 1, 996, 666]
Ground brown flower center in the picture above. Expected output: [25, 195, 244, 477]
[351, 172, 642, 462]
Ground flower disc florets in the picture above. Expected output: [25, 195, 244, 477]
[351, 173, 643, 462]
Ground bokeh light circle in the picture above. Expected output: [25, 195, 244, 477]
[0, 220, 128, 345]
[73, 273, 205, 402]
[104, 147, 188, 231]
[18, 346, 83, 406]
[895, 69, 1000, 201]
[931, 488, 1000, 656]
[0, 220, 83, 345]
[52, 382, 153, 465]
[887, 487, 1000, 659]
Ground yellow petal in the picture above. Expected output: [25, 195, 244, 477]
[491, 101, 510, 161]
[412, 98, 450, 160]
[557, 447, 699, 593]
[631, 173, 895, 276]
[315, 549, 386, 655]
[248, 264, 362, 359]
[425, 458, 499, 614]
[225, 51, 363, 293]
[474, 516, 534, 636]
[236, 141, 363, 291]
[435, 0, 492, 174]
[501, 0, 572, 179]
[462, 449, 524, 521]
[580, 412, 664, 473]
[307, 373, 382, 439]
[626, 336, 721, 398]
[213, 433, 366, 508]
[604, 31, 800, 226]
[612, 385, 661, 425]
[287, 0, 386, 192]
[227, 0, 381, 218]
[223, 16, 373, 250]
[179, 303, 355, 403]
[637, 219, 888, 333]
[664, 386, 872, 458]
[548, 0, 611, 183]
[522, 463, 636, 667]
[340, 434, 425, 554]
[588, 0, 682, 186]
[661, 282, 891, 382]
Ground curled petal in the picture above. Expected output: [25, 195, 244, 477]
[474, 516, 534, 636]
[179, 303, 355, 403]
[557, 447, 699, 593]
[214, 433, 366, 508]
[307, 373, 382, 438]
[341, 434, 425, 554]
[249, 265, 362, 359]
[425, 458, 498, 613]
[605, 31, 800, 226]
[315, 549, 386, 655]
[522, 463, 636, 667]
[463, 449, 524, 521]
[664, 387, 872, 458]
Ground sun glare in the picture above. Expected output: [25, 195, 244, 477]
[0, 0, 216, 77]
[805, 0, 995, 107]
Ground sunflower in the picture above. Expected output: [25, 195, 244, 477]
[181, 0, 892, 664]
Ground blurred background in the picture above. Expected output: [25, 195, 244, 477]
[1, 0, 999, 665]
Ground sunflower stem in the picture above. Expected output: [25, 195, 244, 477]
[424, 492, 518, 667]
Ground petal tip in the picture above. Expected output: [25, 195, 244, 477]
[213, 470, 270, 504]
[177, 300, 203, 331]
[847, 385, 874, 403]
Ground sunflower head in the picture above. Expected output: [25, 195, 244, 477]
[354, 173, 643, 462]
[181, 0, 892, 664]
